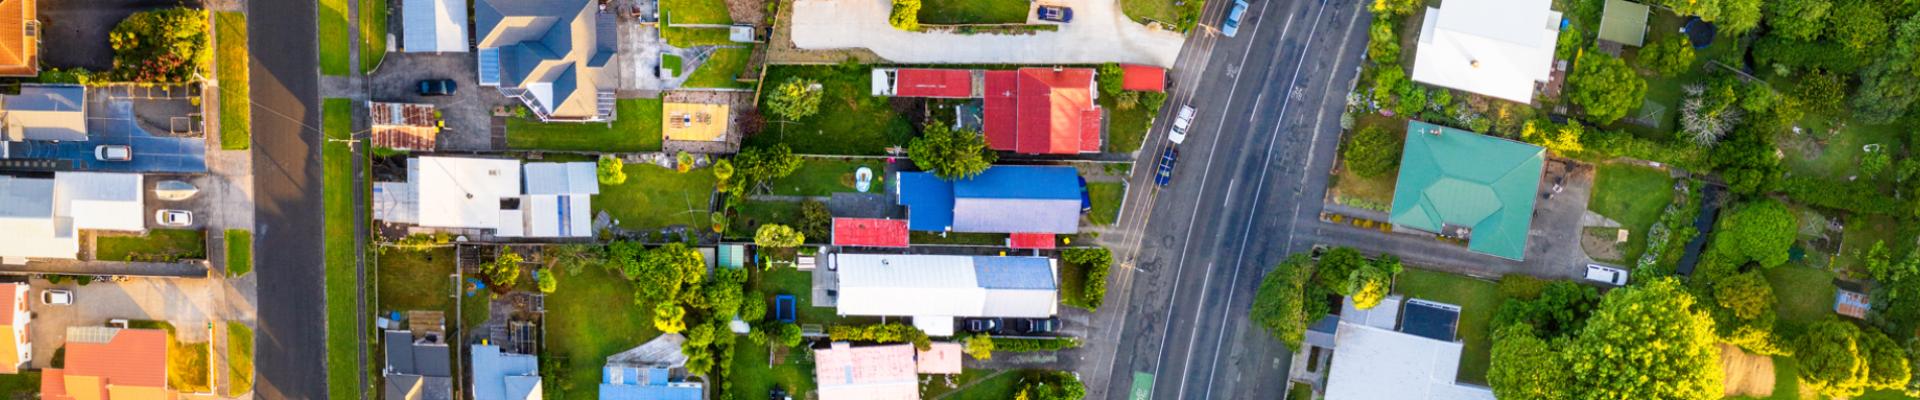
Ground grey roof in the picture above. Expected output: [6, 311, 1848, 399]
[401, 0, 469, 52]
[973, 256, 1057, 290]
[3, 84, 86, 141]
[386, 330, 452, 378]
[523, 162, 598, 195]
[471, 344, 541, 400]
[474, 0, 615, 119]
[0, 175, 53, 219]
[385, 331, 416, 374]
[386, 375, 455, 400]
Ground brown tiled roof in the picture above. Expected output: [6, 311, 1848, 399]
[42, 328, 169, 400]
[0, 0, 37, 77]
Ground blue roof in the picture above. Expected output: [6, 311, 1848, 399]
[898, 172, 954, 231]
[972, 256, 1056, 290]
[951, 165, 1081, 200]
[599, 367, 702, 400]
[898, 166, 1082, 233]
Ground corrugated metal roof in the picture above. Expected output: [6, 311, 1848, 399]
[403, 0, 469, 52]
[982, 70, 1018, 150]
[900, 166, 1082, 234]
[1120, 65, 1166, 92]
[522, 162, 598, 195]
[897, 172, 954, 231]
[1009, 232, 1056, 249]
[973, 256, 1055, 289]
[1006, 68, 1098, 155]
[814, 343, 919, 400]
[471, 345, 541, 400]
[834, 253, 1056, 318]
[832, 217, 909, 248]
[1388, 120, 1544, 260]
[56, 327, 168, 395]
[894, 69, 974, 98]
[1324, 322, 1494, 400]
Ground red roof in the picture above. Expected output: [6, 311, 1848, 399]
[1009, 233, 1056, 249]
[983, 70, 1019, 150]
[983, 68, 1103, 155]
[894, 69, 974, 98]
[42, 328, 168, 400]
[833, 218, 910, 248]
[1121, 65, 1166, 92]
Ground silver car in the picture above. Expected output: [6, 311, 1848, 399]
[1169, 105, 1196, 144]
[155, 210, 193, 227]
[1584, 264, 1629, 286]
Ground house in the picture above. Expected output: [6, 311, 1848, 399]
[599, 333, 701, 400]
[403, 0, 468, 52]
[372, 157, 598, 238]
[1411, 0, 1562, 103]
[369, 102, 441, 151]
[384, 330, 453, 400]
[1388, 121, 1545, 260]
[1120, 65, 1166, 92]
[1836, 289, 1871, 319]
[0, 284, 27, 374]
[814, 342, 961, 400]
[870, 68, 980, 98]
[1597, 0, 1649, 47]
[831, 217, 909, 248]
[474, 0, 618, 121]
[831, 253, 1057, 336]
[983, 68, 1102, 154]
[0, 172, 144, 263]
[0, 0, 37, 77]
[1318, 298, 1492, 400]
[896, 165, 1082, 235]
[0, 84, 85, 142]
[471, 344, 542, 400]
[40, 327, 169, 400]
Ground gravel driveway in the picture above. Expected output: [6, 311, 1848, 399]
[789, 0, 1184, 67]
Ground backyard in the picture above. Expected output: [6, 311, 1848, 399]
[1393, 269, 1501, 384]
[664, 23, 736, 48]
[215, 11, 250, 150]
[96, 229, 206, 262]
[685, 47, 755, 89]
[730, 200, 806, 240]
[507, 99, 665, 152]
[228, 322, 255, 397]
[924, 369, 1023, 399]
[318, 0, 350, 75]
[727, 337, 816, 400]
[750, 65, 917, 155]
[543, 265, 663, 399]
[323, 98, 360, 400]
[594, 163, 719, 231]
[1764, 263, 1839, 325]
[1088, 182, 1124, 226]
[663, 0, 732, 24]
[919, 0, 1031, 24]
[376, 248, 458, 312]
[767, 158, 887, 196]
[225, 230, 253, 277]
[1585, 162, 1675, 263]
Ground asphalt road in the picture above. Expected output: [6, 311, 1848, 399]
[248, 0, 327, 397]
[1088, 0, 1371, 397]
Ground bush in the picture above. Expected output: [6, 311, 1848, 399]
[484, 247, 524, 287]
[1367, 17, 1399, 65]
[1638, 35, 1697, 76]
[1063, 247, 1114, 308]
[767, 78, 823, 120]
[827, 323, 931, 350]
[964, 334, 994, 360]
[994, 337, 1083, 352]
[908, 121, 996, 180]
[1753, 36, 1870, 73]
[889, 0, 921, 31]
[778, 323, 804, 347]
[1097, 63, 1124, 98]
[597, 155, 627, 185]
[1341, 126, 1399, 177]
[1567, 53, 1647, 124]
[109, 8, 210, 82]
[754, 224, 804, 248]
[1781, 177, 1903, 215]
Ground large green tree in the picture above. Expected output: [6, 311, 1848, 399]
[732, 144, 804, 195]
[1828, 0, 1891, 51]
[1765, 0, 1832, 40]
[1250, 254, 1317, 350]
[1341, 125, 1400, 178]
[767, 78, 823, 120]
[1800, 319, 1873, 397]
[1567, 53, 1647, 124]
[110, 8, 210, 82]
[1851, 14, 1920, 124]
[908, 121, 997, 180]
[1710, 199, 1798, 269]
[1563, 279, 1723, 400]
[1638, 35, 1698, 76]
[1713, 271, 1775, 320]
[1488, 324, 1568, 400]
[1710, 127, 1785, 195]
[1493, 281, 1600, 338]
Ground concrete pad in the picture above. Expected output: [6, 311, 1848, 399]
[790, 0, 1184, 67]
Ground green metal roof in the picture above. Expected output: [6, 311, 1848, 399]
[1389, 120, 1546, 260]
[1599, 0, 1650, 46]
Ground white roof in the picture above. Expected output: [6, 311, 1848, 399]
[1411, 0, 1562, 104]
[412, 157, 522, 229]
[1340, 295, 1402, 330]
[0, 173, 142, 260]
[833, 253, 1058, 319]
[523, 162, 598, 195]
[403, 0, 469, 52]
[508, 194, 592, 238]
[1324, 322, 1495, 400]
[56, 172, 144, 232]
[911, 317, 954, 337]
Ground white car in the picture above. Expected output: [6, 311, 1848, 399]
[94, 145, 131, 161]
[41, 290, 71, 306]
[1169, 105, 1196, 144]
[155, 210, 193, 227]
[1584, 264, 1629, 286]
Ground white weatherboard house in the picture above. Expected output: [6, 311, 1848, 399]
[0, 172, 143, 263]
[373, 156, 598, 238]
[1412, 0, 1562, 104]
[831, 253, 1057, 336]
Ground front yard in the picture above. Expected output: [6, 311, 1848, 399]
[228, 322, 256, 397]
[376, 248, 457, 312]
[767, 158, 887, 196]
[1393, 269, 1501, 385]
[225, 230, 253, 277]
[96, 229, 206, 262]
[1120, 0, 1202, 31]
[1088, 182, 1124, 226]
[507, 99, 665, 152]
[130, 321, 211, 394]
[543, 265, 664, 399]
[919, 0, 1031, 24]
[322, 98, 361, 400]
[1586, 162, 1674, 263]
[1326, 114, 1405, 212]
[594, 163, 718, 231]
[215, 11, 251, 150]
[1102, 93, 1159, 154]
[750, 65, 916, 155]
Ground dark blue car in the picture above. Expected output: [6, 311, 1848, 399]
[1039, 5, 1073, 22]
[1156, 147, 1178, 186]
[1078, 176, 1092, 212]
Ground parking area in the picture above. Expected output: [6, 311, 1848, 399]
[26, 276, 220, 368]
[38, 0, 203, 70]
[0, 86, 207, 173]
[142, 174, 215, 230]
[368, 52, 519, 151]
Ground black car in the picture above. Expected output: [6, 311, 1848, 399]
[964, 318, 1002, 334]
[418, 79, 458, 96]
[1010, 317, 1059, 335]
[1038, 5, 1073, 22]
[1078, 176, 1092, 212]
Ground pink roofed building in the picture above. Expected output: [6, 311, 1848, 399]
[814, 342, 966, 400]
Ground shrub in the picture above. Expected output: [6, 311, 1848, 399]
[597, 155, 627, 185]
[754, 224, 804, 248]
[994, 337, 1083, 352]
[109, 8, 210, 82]
[1341, 126, 1399, 177]
[767, 78, 823, 120]
[889, 0, 921, 31]
[964, 334, 994, 360]
[484, 247, 524, 287]
[1064, 247, 1114, 308]
[828, 323, 931, 350]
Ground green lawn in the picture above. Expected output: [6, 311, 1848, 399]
[728, 337, 817, 399]
[507, 98, 664, 152]
[731, 200, 805, 239]
[663, 24, 736, 48]
[1587, 162, 1674, 262]
[1088, 182, 1124, 226]
[663, 0, 733, 24]
[767, 158, 886, 196]
[460, 289, 492, 334]
[750, 65, 916, 155]
[685, 47, 754, 89]
[318, 0, 350, 75]
[1102, 93, 1159, 154]
[130, 321, 212, 394]
[1836, 215, 1899, 276]
[1288, 383, 1314, 400]
[97, 229, 206, 262]
[662, 53, 684, 76]
[0, 371, 39, 396]
[214, 11, 251, 150]
[1120, 0, 1202, 31]
[919, 0, 1031, 24]
[228, 322, 255, 397]
[909, 231, 1009, 246]
[937, 370, 1024, 400]
[376, 248, 457, 312]
[594, 163, 718, 231]
[1393, 269, 1501, 384]
[1777, 121, 1904, 182]
[225, 230, 253, 277]
[322, 98, 361, 400]
[543, 265, 664, 399]
[757, 267, 850, 325]
[1060, 259, 1090, 309]
[360, 0, 387, 72]
[1765, 264, 1838, 324]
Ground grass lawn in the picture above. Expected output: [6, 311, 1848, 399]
[662, 53, 684, 76]
[1120, 0, 1201, 31]
[225, 230, 253, 277]
[376, 248, 457, 312]
[543, 266, 663, 399]
[1289, 382, 1314, 400]
[663, 0, 732, 24]
[1393, 268, 1501, 384]
[1835, 215, 1900, 276]
[97, 229, 206, 262]
[1102, 94, 1158, 154]
[508, 98, 664, 152]
[750, 65, 915, 155]
[768, 158, 886, 196]
[935, 369, 1023, 399]
[228, 322, 255, 397]
[460, 289, 492, 334]
[594, 163, 717, 231]
[1776, 121, 1904, 182]
[360, 0, 387, 72]
[1587, 162, 1674, 262]
[909, 231, 1008, 246]
[684, 47, 754, 89]
[1088, 182, 1124, 226]
[757, 267, 848, 325]
[727, 337, 816, 399]
[129, 321, 211, 394]
[322, 98, 361, 400]
[215, 11, 251, 150]
[318, 0, 350, 75]
[1765, 264, 1838, 324]
[1059, 259, 1090, 309]
[919, 0, 1030, 24]
[0, 371, 39, 396]
[663, 24, 736, 48]
[730, 200, 804, 239]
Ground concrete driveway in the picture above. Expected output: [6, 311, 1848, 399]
[368, 53, 520, 151]
[27, 277, 221, 368]
[789, 0, 1184, 66]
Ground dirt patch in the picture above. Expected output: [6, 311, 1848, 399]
[1581, 227, 1626, 262]
[726, 0, 767, 25]
[1721, 343, 1775, 398]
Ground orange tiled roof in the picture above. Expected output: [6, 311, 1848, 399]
[41, 328, 169, 400]
[0, 0, 37, 77]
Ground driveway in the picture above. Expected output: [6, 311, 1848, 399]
[37, 0, 204, 70]
[27, 276, 222, 368]
[367, 52, 518, 151]
[789, 0, 1184, 66]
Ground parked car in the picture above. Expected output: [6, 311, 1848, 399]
[41, 290, 71, 306]
[1155, 147, 1179, 186]
[1038, 5, 1073, 22]
[1169, 105, 1197, 144]
[1011, 317, 1059, 335]
[1078, 176, 1092, 212]
[155, 209, 193, 227]
[1584, 264, 1629, 286]
[94, 145, 131, 161]
[1222, 0, 1250, 37]
[418, 79, 458, 96]
[964, 318, 1002, 334]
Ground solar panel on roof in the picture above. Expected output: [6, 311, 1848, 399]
[1399, 300, 1462, 342]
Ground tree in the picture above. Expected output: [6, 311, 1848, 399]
[1316, 247, 1368, 293]
[1851, 15, 1920, 124]
[1679, 79, 1743, 147]
[1371, 0, 1420, 16]
[889, 0, 921, 31]
[1493, 281, 1600, 338]
[1063, 247, 1115, 308]
[733, 144, 804, 195]
[1713, 271, 1775, 320]
[767, 79, 823, 121]
[1488, 324, 1568, 400]
[777, 323, 804, 347]
[1250, 254, 1316, 350]
[1654, 0, 1719, 22]
[1828, 0, 1890, 51]
[1711, 127, 1784, 195]
[1520, 119, 1585, 155]
[703, 270, 746, 319]
[633, 243, 707, 302]
[908, 121, 997, 180]
[1796, 70, 1851, 115]
[1862, 326, 1913, 391]
[1861, 147, 1892, 178]
[1341, 126, 1399, 178]
[598, 155, 627, 185]
[1347, 265, 1391, 310]
[712, 159, 734, 190]
[798, 200, 832, 241]
[485, 247, 524, 288]
[1015, 371, 1086, 400]
[1800, 319, 1872, 397]
[754, 224, 805, 248]
[965, 333, 994, 360]
[1567, 53, 1647, 125]
[1717, 0, 1763, 35]
[1096, 63, 1125, 98]
[108, 8, 210, 82]
[1367, 17, 1400, 65]
[537, 270, 558, 293]
[1765, 0, 1832, 41]
[1638, 35, 1698, 76]
[1711, 199, 1797, 269]
[654, 303, 688, 333]
[742, 293, 767, 322]
[1563, 279, 1723, 399]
